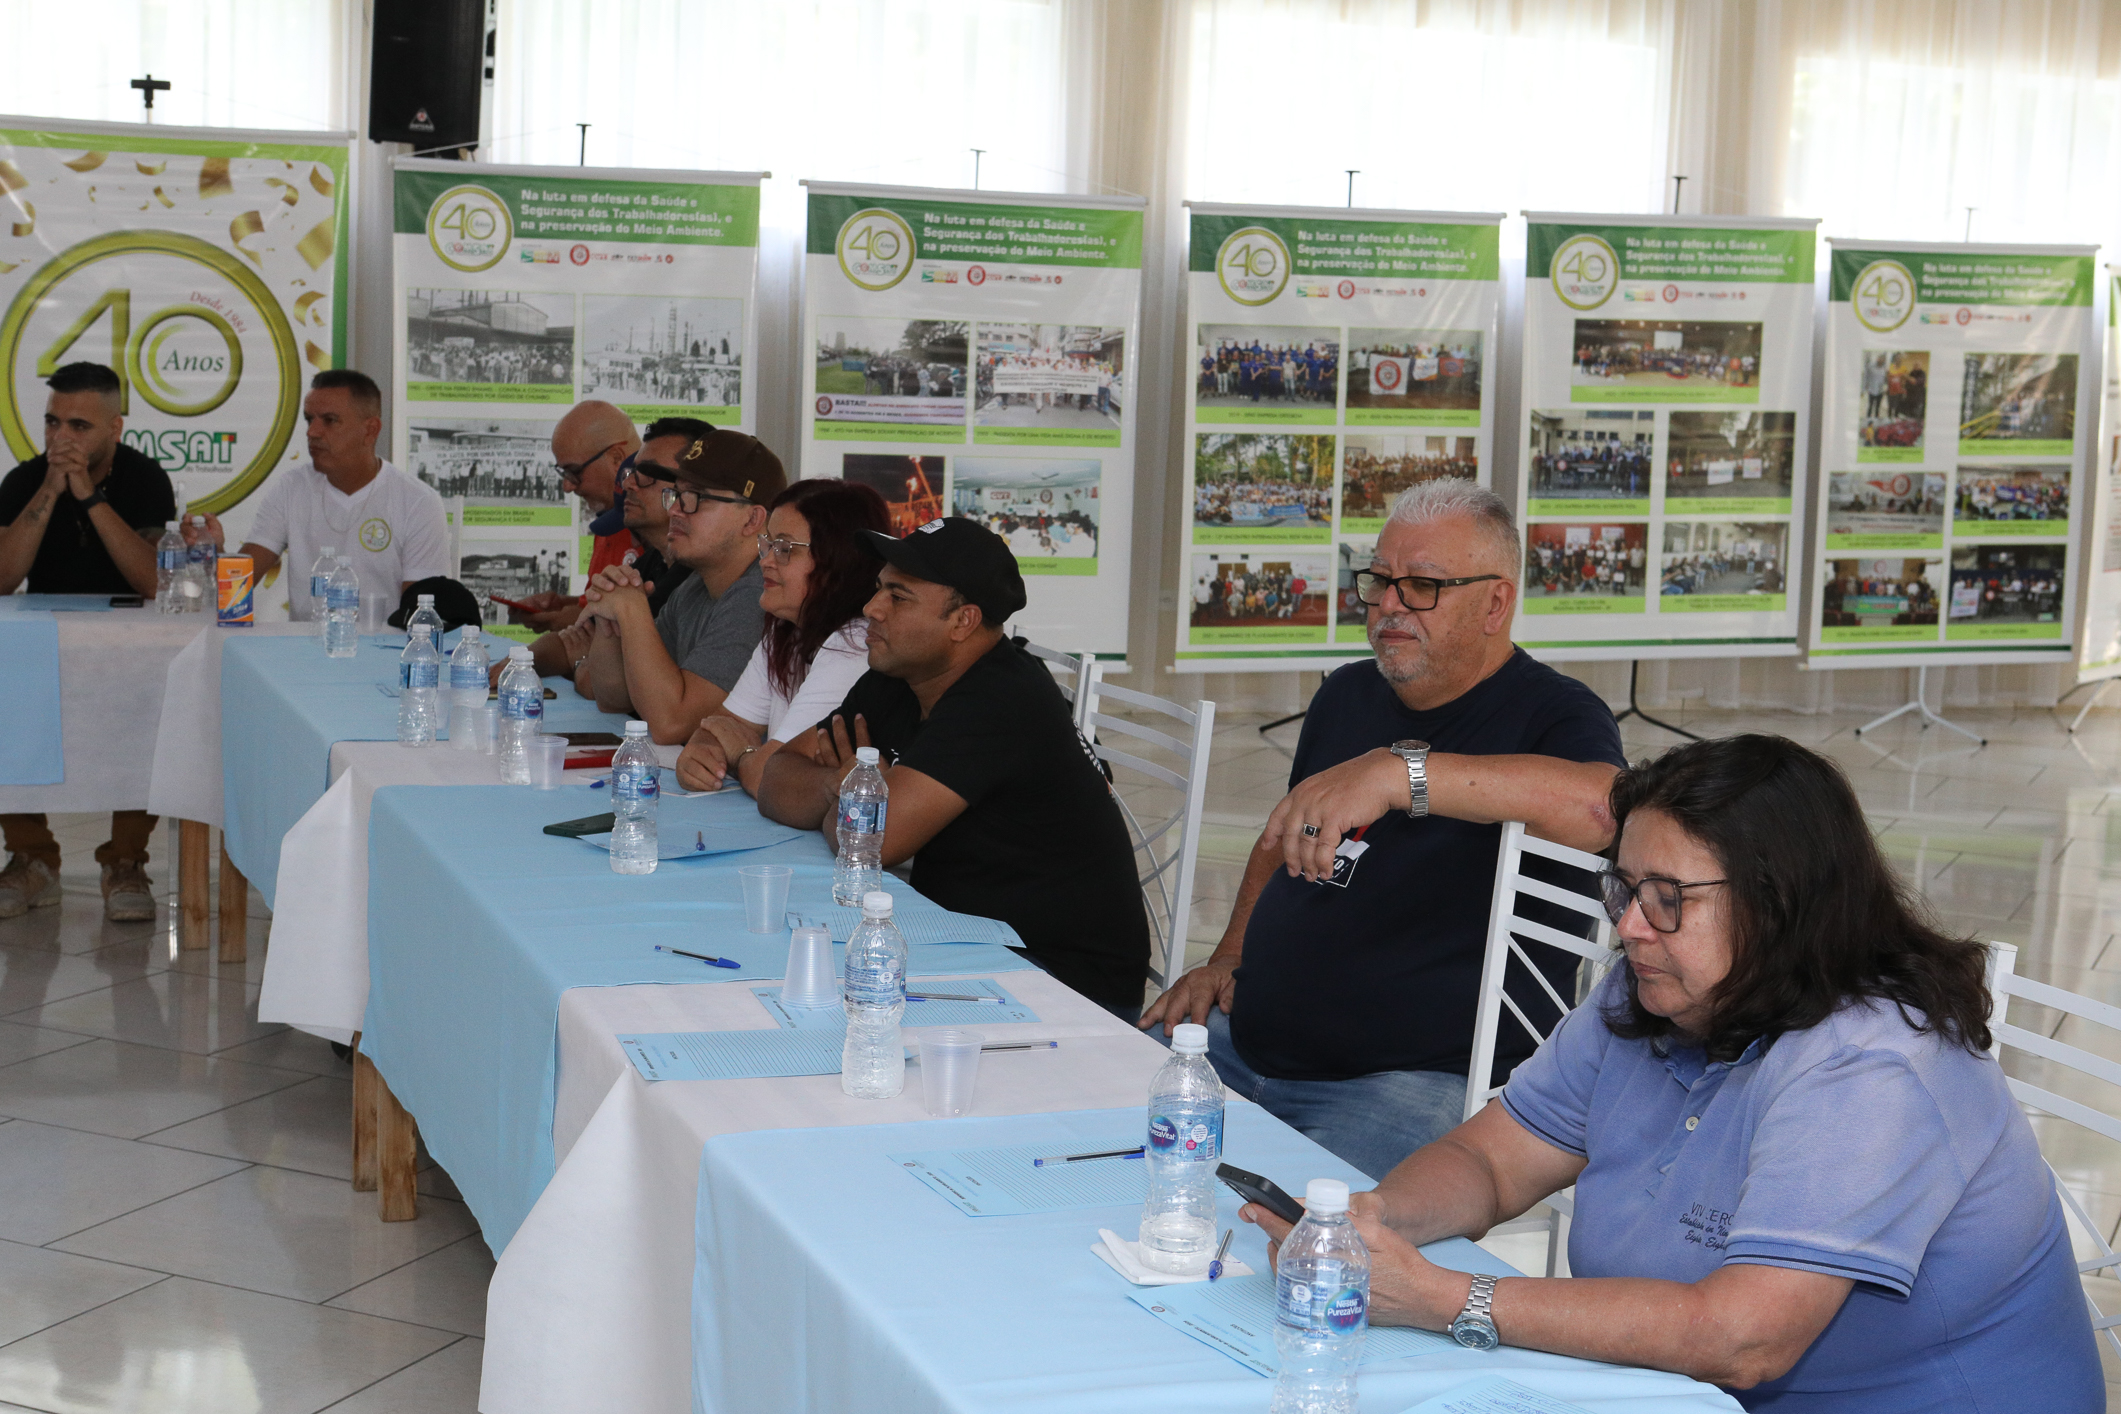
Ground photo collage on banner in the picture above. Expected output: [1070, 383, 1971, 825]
[0, 115, 352, 552]
[2070, 269, 2121, 683]
[1516, 215, 1817, 661]
[1176, 204, 1501, 670]
[390, 158, 761, 639]
[1806, 241, 2096, 668]
[799, 183, 1143, 656]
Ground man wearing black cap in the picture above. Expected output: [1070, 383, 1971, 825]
[576, 427, 784, 742]
[758, 516, 1152, 1018]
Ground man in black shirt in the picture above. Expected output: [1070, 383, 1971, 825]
[758, 517, 1151, 1017]
[0, 362, 177, 923]
[1139, 480, 1626, 1181]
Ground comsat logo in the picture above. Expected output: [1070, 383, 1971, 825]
[123, 428, 239, 471]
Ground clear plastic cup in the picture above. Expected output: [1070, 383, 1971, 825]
[360, 592, 394, 635]
[782, 925, 837, 1009]
[528, 734, 568, 789]
[475, 702, 499, 755]
[919, 1030, 985, 1116]
[740, 865, 793, 933]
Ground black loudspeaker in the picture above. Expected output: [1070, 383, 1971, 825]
[369, 0, 484, 151]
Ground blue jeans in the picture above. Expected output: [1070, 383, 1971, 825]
[1196, 1008, 1467, 1183]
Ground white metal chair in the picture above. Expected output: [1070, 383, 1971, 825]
[1463, 821, 1619, 1276]
[1021, 639, 1101, 736]
[1076, 674, 1216, 992]
[1984, 942, 2121, 1359]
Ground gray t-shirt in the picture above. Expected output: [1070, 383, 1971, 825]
[654, 558, 766, 690]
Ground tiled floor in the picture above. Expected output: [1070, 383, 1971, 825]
[5, 699, 2121, 1409]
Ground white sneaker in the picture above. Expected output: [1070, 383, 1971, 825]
[0, 855, 61, 919]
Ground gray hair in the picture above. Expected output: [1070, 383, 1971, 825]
[1385, 478, 1520, 581]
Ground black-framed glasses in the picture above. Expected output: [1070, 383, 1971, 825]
[555, 441, 626, 486]
[757, 533, 811, 563]
[625, 460, 676, 488]
[1597, 871, 1727, 934]
[1352, 570, 1503, 610]
[661, 484, 748, 515]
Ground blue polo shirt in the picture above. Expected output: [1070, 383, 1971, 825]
[1502, 971, 2101, 1412]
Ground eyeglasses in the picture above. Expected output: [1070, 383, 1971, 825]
[555, 441, 626, 486]
[661, 484, 749, 515]
[624, 460, 676, 488]
[1352, 571, 1503, 610]
[756, 533, 811, 563]
[1597, 871, 1727, 934]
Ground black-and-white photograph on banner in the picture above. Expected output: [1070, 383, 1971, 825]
[1526, 409, 1654, 504]
[1340, 434, 1477, 532]
[1660, 522, 1788, 596]
[840, 452, 947, 537]
[1571, 319, 1763, 395]
[1665, 411, 1797, 507]
[972, 325, 1124, 432]
[1191, 432, 1336, 542]
[459, 540, 572, 618]
[406, 289, 575, 396]
[580, 295, 743, 412]
[951, 458, 1100, 572]
[814, 317, 967, 427]
[1188, 551, 1331, 629]
[1345, 329, 1482, 411]
[1194, 325, 1340, 413]
[1959, 352, 2078, 452]
[408, 418, 561, 503]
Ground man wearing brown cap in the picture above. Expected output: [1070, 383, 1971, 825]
[758, 516, 1152, 1019]
[575, 426, 784, 742]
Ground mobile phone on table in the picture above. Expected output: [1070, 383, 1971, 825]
[110, 594, 143, 607]
[542, 813, 615, 838]
[557, 732, 622, 747]
[1216, 1164, 1305, 1224]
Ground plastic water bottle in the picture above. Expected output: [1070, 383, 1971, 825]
[609, 719, 660, 875]
[495, 646, 543, 783]
[1270, 1180, 1370, 1414]
[308, 544, 339, 636]
[1138, 1022, 1225, 1274]
[840, 890, 907, 1098]
[832, 746, 888, 905]
[396, 624, 442, 747]
[446, 625, 489, 751]
[155, 525, 186, 613]
[323, 556, 360, 658]
[406, 593, 446, 673]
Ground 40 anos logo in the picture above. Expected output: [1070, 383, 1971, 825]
[836, 208, 915, 291]
[1551, 233, 1619, 311]
[1216, 226, 1290, 306]
[1851, 258, 1916, 333]
[427, 184, 512, 273]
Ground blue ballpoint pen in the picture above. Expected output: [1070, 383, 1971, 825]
[654, 944, 741, 969]
[1208, 1228, 1234, 1281]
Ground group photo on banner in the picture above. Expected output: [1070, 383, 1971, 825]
[1175, 202, 1501, 671]
[1513, 213, 1817, 662]
[798, 181, 1143, 654]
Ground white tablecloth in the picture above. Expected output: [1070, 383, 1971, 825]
[144, 619, 315, 827]
[0, 609, 217, 814]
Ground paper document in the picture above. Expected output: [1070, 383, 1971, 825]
[1394, 1376, 1597, 1414]
[1127, 1274, 1458, 1375]
[889, 1140, 1149, 1216]
[750, 977, 1038, 1029]
[619, 1028, 854, 1081]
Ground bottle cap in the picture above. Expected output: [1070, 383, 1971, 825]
[320, 545, 337, 555]
[1170, 1022, 1209, 1054]
[410, 623, 432, 640]
[508, 646, 532, 660]
[861, 890, 893, 918]
[855, 746, 880, 765]
[417, 594, 435, 606]
[624, 720, 649, 736]
[1303, 1178, 1350, 1214]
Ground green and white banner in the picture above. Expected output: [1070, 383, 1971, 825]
[1176, 202, 1501, 671]
[1514, 214, 1817, 662]
[2072, 269, 2121, 681]
[0, 115, 351, 547]
[799, 181, 1143, 657]
[1806, 239, 2095, 667]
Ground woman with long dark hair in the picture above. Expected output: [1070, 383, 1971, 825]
[673, 479, 888, 796]
[1241, 734, 2101, 1412]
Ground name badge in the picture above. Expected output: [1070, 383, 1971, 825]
[1319, 837, 1368, 889]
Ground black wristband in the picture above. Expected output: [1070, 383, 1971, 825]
[75, 485, 107, 511]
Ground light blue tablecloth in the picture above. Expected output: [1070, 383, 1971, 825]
[219, 632, 613, 905]
[0, 610, 62, 786]
[691, 1102, 1740, 1414]
[361, 782, 1033, 1253]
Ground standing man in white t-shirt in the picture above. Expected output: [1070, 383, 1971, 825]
[184, 370, 450, 618]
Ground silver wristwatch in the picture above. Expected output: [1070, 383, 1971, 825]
[1449, 1272, 1500, 1350]
[1390, 739, 1431, 818]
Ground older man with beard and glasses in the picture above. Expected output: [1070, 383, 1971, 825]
[1139, 479, 1626, 1181]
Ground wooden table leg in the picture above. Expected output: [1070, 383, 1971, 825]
[178, 821, 210, 950]
[217, 840, 248, 964]
[351, 1033, 377, 1193]
[376, 1064, 419, 1222]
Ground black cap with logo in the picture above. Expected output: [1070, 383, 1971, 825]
[861, 517, 1027, 626]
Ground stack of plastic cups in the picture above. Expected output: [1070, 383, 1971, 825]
[781, 925, 837, 1009]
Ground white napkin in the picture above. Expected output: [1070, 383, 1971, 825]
[1092, 1228, 1255, 1286]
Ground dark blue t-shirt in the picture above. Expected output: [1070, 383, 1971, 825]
[1231, 649, 1625, 1082]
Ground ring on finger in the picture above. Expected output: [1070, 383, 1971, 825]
[1300, 823, 1321, 838]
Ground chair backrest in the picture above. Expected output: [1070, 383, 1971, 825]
[1984, 941, 2121, 1358]
[1020, 639, 1100, 735]
[1076, 674, 1216, 992]
[1464, 821, 1617, 1122]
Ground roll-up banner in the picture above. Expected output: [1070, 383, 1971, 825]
[391, 158, 762, 626]
[1806, 239, 2096, 668]
[2074, 269, 2121, 680]
[1175, 203, 1502, 672]
[1516, 214, 1817, 662]
[799, 181, 1144, 659]
[0, 115, 352, 548]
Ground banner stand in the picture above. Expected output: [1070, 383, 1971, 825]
[2062, 678, 2114, 733]
[1852, 665, 1988, 745]
[1611, 661, 1702, 740]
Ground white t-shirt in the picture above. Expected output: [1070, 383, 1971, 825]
[246, 459, 450, 620]
[722, 619, 871, 742]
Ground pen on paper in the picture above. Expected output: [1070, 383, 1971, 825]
[1208, 1228, 1234, 1281]
[1032, 1146, 1145, 1167]
[654, 945, 741, 970]
[906, 992, 1003, 1003]
[979, 1040, 1058, 1052]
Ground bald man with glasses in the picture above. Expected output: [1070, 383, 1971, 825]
[507, 400, 642, 634]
